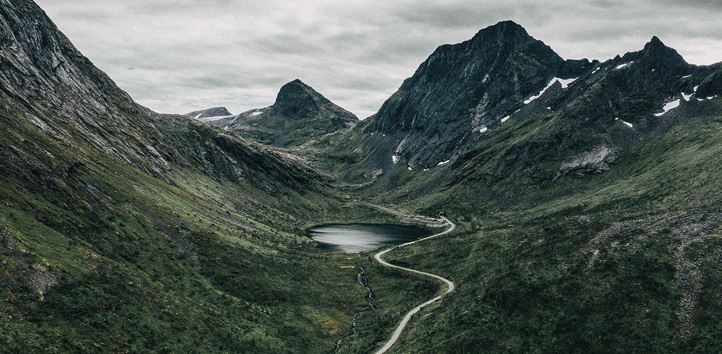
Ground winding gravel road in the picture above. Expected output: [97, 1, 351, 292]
[373, 217, 456, 354]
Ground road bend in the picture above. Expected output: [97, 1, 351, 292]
[373, 217, 456, 354]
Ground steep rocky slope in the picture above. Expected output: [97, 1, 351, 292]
[357, 21, 594, 169]
[191, 79, 358, 147]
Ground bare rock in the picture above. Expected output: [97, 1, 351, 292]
[559, 144, 618, 177]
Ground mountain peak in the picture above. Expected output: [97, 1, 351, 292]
[635, 35, 687, 67]
[282, 79, 309, 90]
[469, 20, 532, 46]
[362, 20, 565, 167]
[647, 36, 664, 47]
[273, 79, 356, 123]
[185, 107, 232, 119]
[274, 80, 324, 119]
[487, 20, 526, 34]
[642, 36, 672, 54]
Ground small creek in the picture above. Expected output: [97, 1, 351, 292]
[307, 223, 431, 253]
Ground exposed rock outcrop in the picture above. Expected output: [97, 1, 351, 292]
[559, 145, 618, 177]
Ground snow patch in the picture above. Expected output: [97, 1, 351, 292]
[392, 155, 400, 164]
[682, 92, 693, 101]
[615, 61, 633, 70]
[408, 167, 413, 171]
[693, 85, 699, 93]
[654, 99, 681, 117]
[437, 160, 450, 166]
[523, 77, 577, 105]
[194, 114, 202, 119]
[557, 77, 578, 89]
[479, 126, 488, 133]
[250, 111, 264, 116]
[524, 80, 556, 104]
[592, 67, 600, 74]
[501, 116, 511, 123]
[682, 74, 692, 79]
[615, 118, 634, 128]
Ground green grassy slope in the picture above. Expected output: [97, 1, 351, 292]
[0, 104, 445, 352]
[367, 99, 722, 353]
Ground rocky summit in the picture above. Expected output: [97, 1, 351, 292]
[191, 79, 358, 147]
[358, 20, 594, 169]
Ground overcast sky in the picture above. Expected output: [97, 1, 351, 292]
[35, 0, 722, 119]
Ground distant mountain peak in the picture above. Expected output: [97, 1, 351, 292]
[191, 80, 357, 147]
[647, 35, 664, 47]
[185, 107, 232, 119]
[273, 79, 354, 123]
[483, 20, 528, 36]
[628, 35, 687, 69]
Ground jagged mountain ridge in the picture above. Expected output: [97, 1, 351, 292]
[357, 20, 594, 169]
[446, 34, 722, 190]
[190, 79, 358, 147]
[326, 20, 722, 190]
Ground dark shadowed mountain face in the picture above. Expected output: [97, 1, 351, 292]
[359, 20, 594, 169]
[189, 79, 358, 147]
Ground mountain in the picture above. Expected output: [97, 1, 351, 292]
[191, 79, 358, 147]
[356, 21, 594, 169]
[185, 106, 232, 119]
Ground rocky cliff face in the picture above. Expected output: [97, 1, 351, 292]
[444, 34, 722, 194]
[359, 21, 593, 169]
[337, 21, 722, 193]
[192, 80, 358, 147]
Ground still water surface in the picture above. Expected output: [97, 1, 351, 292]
[307, 224, 431, 253]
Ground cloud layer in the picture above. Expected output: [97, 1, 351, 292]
[35, 0, 722, 119]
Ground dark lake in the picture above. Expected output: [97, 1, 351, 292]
[307, 224, 431, 253]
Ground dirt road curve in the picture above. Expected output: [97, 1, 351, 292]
[373, 217, 456, 354]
